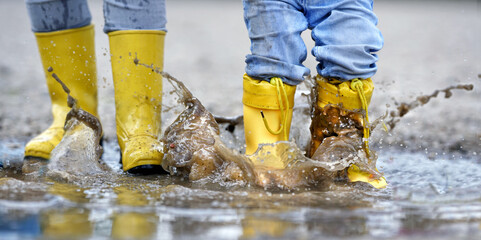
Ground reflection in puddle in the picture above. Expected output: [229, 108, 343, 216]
[2, 149, 481, 239]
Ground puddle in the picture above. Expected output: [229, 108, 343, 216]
[2, 144, 481, 239]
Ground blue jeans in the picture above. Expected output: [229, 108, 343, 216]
[25, 0, 167, 33]
[243, 0, 383, 85]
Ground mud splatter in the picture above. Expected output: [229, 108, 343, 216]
[386, 84, 474, 130]
[132, 64, 256, 183]
[45, 68, 109, 183]
[135, 60, 382, 189]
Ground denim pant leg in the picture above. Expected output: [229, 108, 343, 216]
[25, 0, 92, 33]
[307, 0, 383, 80]
[103, 0, 167, 33]
[243, 0, 310, 86]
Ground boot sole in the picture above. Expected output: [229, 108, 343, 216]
[126, 164, 168, 175]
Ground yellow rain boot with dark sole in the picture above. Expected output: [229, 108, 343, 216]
[311, 75, 386, 189]
[109, 30, 166, 174]
[24, 25, 99, 160]
[243, 74, 296, 169]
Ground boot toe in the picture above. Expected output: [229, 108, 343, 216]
[121, 136, 164, 173]
[24, 127, 64, 159]
[347, 164, 387, 189]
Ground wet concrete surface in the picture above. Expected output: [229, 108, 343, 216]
[0, 0, 480, 239]
[2, 142, 481, 239]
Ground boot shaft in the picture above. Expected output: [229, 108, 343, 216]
[35, 25, 99, 123]
[309, 76, 373, 157]
[108, 30, 166, 172]
[242, 74, 296, 166]
[108, 30, 165, 148]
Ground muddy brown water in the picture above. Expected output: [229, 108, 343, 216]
[0, 72, 479, 239]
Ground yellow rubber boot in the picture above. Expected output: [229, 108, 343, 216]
[313, 75, 386, 188]
[108, 30, 165, 173]
[24, 25, 98, 160]
[243, 74, 296, 169]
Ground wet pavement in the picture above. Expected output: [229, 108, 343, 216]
[2, 141, 481, 239]
[1, 0, 480, 239]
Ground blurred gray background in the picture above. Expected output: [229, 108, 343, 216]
[0, 0, 479, 156]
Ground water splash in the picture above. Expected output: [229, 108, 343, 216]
[23, 61, 473, 190]
[33, 67, 109, 183]
[385, 84, 474, 130]
[135, 60, 381, 189]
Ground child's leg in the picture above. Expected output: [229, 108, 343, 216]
[243, 0, 309, 86]
[307, 0, 383, 80]
[306, 0, 386, 188]
[242, 0, 306, 164]
[26, 0, 92, 32]
[103, 0, 167, 33]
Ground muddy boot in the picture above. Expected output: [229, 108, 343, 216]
[24, 25, 99, 161]
[309, 75, 386, 188]
[243, 74, 296, 169]
[109, 30, 165, 174]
